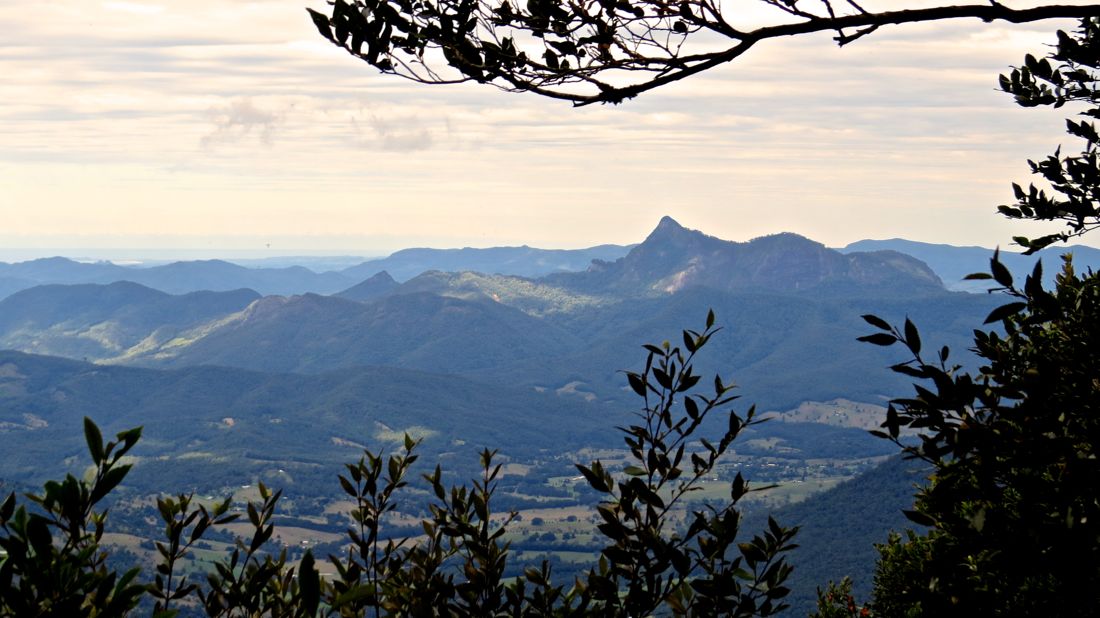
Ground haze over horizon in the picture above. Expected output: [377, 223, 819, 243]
[4, 1, 1100, 256]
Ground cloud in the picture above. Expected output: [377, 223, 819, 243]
[1, 0, 1097, 251]
[349, 111, 439, 152]
[201, 98, 282, 147]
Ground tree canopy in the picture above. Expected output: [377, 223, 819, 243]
[307, 0, 1100, 105]
[829, 17, 1100, 616]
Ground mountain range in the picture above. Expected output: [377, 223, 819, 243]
[5, 221, 1096, 302]
[0, 217, 1000, 415]
[0, 244, 636, 300]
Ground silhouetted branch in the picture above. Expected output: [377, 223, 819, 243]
[308, 0, 1100, 105]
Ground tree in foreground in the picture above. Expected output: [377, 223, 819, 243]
[306, 0, 1100, 105]
[0, 312, 797, 616]
[828, 17, 1100, 616]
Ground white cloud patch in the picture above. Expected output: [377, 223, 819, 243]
[201, 98, 282, 147]
[349, 110, 440, 152]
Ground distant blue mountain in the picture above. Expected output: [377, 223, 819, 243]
[0, 257, 355, 298]
[840, 239, 1100, 292]
[340, 244, 634, 282]
[0, 281, 260, 360]
[0, 245, 634, 300]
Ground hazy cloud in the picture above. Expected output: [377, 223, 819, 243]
[201, 98, 282, 147]
[1, 0, 1096, 251]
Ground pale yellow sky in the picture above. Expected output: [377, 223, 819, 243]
[0, 0, 1093, 257]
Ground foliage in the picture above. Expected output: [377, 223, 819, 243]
[840, 19, 1100, 615]
[0, 312, 796, 616]
[574, 309, 798, 616]
[859, 254, 1100, 615]
[0, 419, 146, 617]
[813, 577, 870, 618]
[307, 0, 1100, 105]
[999, 17, 1100, 253]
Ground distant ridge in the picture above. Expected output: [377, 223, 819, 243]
[0, 244, 634, 300]
[548, 217, 944, 296]
[339, 244, 634, 282]
[134, 291, 582, 374]
[841, 238, 1100, 292]
[0, 281, 260, 360]
[0, 257, 355, 298]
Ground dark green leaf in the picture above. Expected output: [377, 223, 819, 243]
[857, 333, 897, 346]
[860, 314, 891, 330]
[84, 417, 105, 465]
[984, 302, 1028, 324]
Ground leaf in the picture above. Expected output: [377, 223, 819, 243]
[884, 405, 900, 439]
[903, 509, 937, 527]
[990, 249, 1014, 287]
[653, 367, 672, 390]
[1025, 259, 1045, 298]
[338, 475, 357, 497]
[903, 318, 921, 355]
[90, 464, 131, 505]
[890, 363, 927, 378]
[682, 330, 697, 353]
[84, 417, 105, 465]
[576, 464, 608, 493]
[299, 551, 321, 615]
[678, 373, 701, 392]
[684, 397, 700, 420]
[857, 333, 897, 346]
[0, 492, 14, 521]
[306, 8, 336, 42]
[984, 302, 1028, 324]
[27, 515, 52, 554]
[860, 314, 891, 330]
[731, 472, 746, 500]
[963, 272, 994, 281]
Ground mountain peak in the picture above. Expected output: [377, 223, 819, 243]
[647, 216, 689, 238]
[644, 214, 728, 245]
[656, 215, 684, 230]
[557, 219, 946, 297]
[334, 270, 400, 302]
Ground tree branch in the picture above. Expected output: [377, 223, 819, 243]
[310, 0, 1100, 105]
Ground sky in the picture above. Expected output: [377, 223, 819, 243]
[1, 0, 1097, 260]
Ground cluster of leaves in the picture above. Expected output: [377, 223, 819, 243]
[576, 310, 798, 616]
[801, 17, 1100, 617]
[813, 577, 870, 618]
[307, 0, 1100, 104]
[999, 17, 1100, 253]
[0, 420, 145, 617]
[856, 253, 1100, 615]
[307, 0, 715, 103]
[0, 313, 796, 616]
